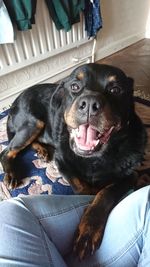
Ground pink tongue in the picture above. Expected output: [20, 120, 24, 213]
[75, 125, 97, 150]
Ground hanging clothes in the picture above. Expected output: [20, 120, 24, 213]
[4, 0, 37, 31]
[45, 0, 85, 32]
[84, 0, 102, 38]
[0, 0, 14, 43]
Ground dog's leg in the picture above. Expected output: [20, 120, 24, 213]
[69, 177, 102, 195]
[73, 177, 135, 260]
[135, 173, 150, 189]
[0, 119, 44, 189]
[32, 142, 54, 162]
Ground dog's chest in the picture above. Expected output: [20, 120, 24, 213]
[57, 152, 114, 185]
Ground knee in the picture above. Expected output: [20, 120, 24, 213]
[0, 198, 27, 224]
[108, 186, 150, 225]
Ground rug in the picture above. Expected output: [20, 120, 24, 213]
[0, 97, 150, 200]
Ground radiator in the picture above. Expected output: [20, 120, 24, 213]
[0, 0, 94, 110]
[0, 1, 91, 77]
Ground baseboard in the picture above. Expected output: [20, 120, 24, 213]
[95, 32, 145, 61]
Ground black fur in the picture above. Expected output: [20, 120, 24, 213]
[0, 63, 147, 258]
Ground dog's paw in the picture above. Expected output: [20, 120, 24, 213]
[3, 174, 21, 190]
[73, 221, 103, 260]
[32, 143, 52, 162]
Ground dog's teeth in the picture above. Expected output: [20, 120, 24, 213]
[95, 140, 99, 146]
[91, 140, 99, 150]
[71, 129, 80, 138]
[71, 130, 76, 138]
[75, 128, 80, 138]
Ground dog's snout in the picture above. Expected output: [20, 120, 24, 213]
[78, 96, 101, 116]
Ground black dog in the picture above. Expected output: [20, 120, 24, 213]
[0, 63, 147, 259]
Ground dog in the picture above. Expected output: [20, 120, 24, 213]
[0, 63, 147, 259]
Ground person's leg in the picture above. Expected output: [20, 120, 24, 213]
[99, 185, 150, 267]
[0, 197, 67, 267]
[0, 194, 93, 267]
[0, 186, 150, 267]
[66, 185, 150, 267]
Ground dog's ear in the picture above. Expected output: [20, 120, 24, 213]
[50, 82, 65, 111]
[127, 77, 134, 94]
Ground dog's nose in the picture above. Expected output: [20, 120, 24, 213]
[78, 95, 101, 116]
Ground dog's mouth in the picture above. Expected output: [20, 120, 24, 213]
[70, 124, 115, 156]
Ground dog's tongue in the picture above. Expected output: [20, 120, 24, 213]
[75, 124, 99, 150]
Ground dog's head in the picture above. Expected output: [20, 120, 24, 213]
[52, 63, 134, 157]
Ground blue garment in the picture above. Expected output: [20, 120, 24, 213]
[0, 186, 150, 266]
[84, 0, 102, 38]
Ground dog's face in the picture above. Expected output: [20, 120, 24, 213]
[52, 64, 134, 157]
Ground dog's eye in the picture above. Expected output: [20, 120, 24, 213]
[71, 83, 80, 91]
[110, 87, 121, 94]
[71, 83, 80, 92]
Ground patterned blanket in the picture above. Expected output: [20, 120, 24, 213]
[0, 97, 150, 200]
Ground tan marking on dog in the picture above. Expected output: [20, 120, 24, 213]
[69, 177, 100, 195]
[32, 142, 47, 155]
[64, 101, 78, 129]
[97, 103, 121, 131]
[108, 75, 116, 82]
[7, 150, 19, 159]
[77, 71, 84, 80]
[32, 142, 54, 162]
[70, 177, 85, 193]
[36, 120, 45, 129]
[7, 120, 45, 159]
[24, 127, 44, 148]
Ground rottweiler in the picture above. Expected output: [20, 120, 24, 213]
[0, 63, 147, 259]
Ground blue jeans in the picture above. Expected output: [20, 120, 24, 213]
[0, 186, 150, 267]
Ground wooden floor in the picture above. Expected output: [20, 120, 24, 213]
[98, 38, 150, 100]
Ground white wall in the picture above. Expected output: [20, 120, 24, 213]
[95, 0, 150, 61]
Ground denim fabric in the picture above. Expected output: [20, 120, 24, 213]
[0, 187, 150, 267]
